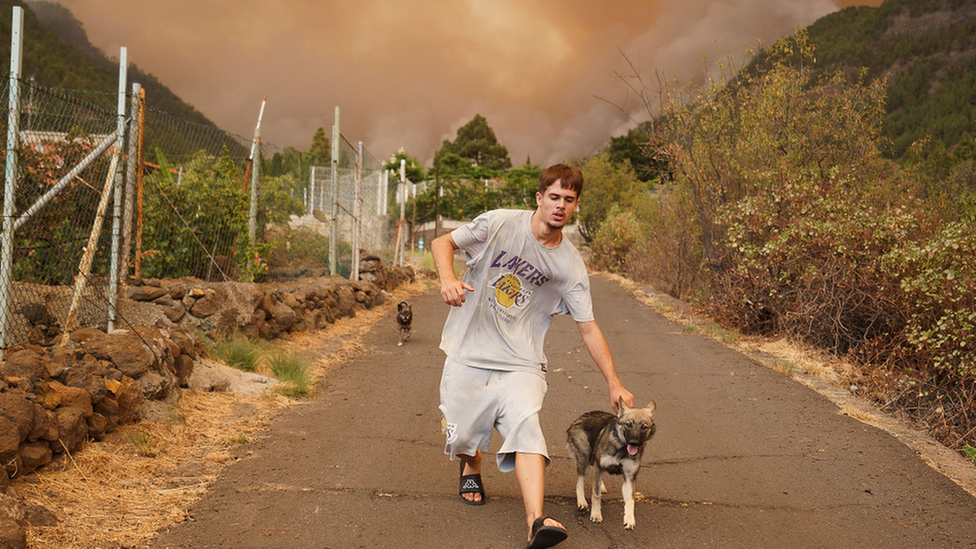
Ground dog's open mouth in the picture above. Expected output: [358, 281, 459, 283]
[627, 443, 639, 456]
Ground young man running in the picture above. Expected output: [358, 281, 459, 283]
[432, 163, 634, 548]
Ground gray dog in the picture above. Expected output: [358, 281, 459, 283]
[566, 398, 656, 530]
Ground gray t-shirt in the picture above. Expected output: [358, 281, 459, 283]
[439, 209, 593, 378]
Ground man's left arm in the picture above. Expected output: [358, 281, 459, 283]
[577, 320, 634, 413]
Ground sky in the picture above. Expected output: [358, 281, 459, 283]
[51, 0, 883, 167]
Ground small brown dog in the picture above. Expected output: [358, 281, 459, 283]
[396, 301, 412, 346]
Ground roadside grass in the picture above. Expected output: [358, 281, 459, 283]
[212, 335, 264, 372]
[205, 332, 313, 398]
[268, 351, 311, 397]
[123, 427, 157, 457]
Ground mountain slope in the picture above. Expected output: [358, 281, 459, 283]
[805, 0, 976, 157]
[0, 0, 217, 128]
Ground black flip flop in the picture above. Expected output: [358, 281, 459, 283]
[526, 516, 568, 549]
[458, 459, 486, 505]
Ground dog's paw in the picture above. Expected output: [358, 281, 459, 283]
[599, 481, 608, 494]
[576, 501, 589, 512]
[397, 341, 403, 347]
[589, 512, 603, 524]
[624, 519, 636, 530]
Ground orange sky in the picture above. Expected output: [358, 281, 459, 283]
[52, 0, 885, 165]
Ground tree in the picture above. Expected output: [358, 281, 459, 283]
[577, 152, 644, 242]
[498, 163, 542, 209]
[383, 148, 426, 183]
[434, 114, 512, 171]
[605, 126, 665, 183]
[308, 127, 331, 166]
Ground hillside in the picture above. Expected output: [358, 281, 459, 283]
[0, 0, 217, 128]
[805, 0, 976, 157]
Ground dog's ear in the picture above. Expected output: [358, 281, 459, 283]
[617, 396, 632, 417]
[644, 400, 656, 415]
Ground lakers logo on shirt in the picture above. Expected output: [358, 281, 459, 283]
[491, 273, 531, 309]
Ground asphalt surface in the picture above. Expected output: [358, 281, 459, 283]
[153, 275, 976, 549]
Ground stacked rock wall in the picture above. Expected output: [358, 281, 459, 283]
[0, 265, 415, 545]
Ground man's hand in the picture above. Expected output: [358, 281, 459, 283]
[609, 380, 634, 414]
[441, 279, 475, 307]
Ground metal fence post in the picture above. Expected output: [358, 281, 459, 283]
[247, 98, 265, 280]
[134, 87, 146, 278]
[309, 166, 316, 216]
[352, 141, 363, 281]
[0, 6, 23, 358]
[329, 107, 339, 276]
[398, 159, 406, 267]
[121, 82, 141, 284]
[107, 47, 128, 332]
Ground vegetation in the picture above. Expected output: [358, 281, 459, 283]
[585, 28, 976, 456]
[212, 334, 264, 373]
[784, 0, 976, 159]
[434, 114, 512, 171]
[268, 351, 311, 397]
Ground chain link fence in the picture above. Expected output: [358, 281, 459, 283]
[0, 73, 397, 352]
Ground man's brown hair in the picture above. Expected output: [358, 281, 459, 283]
[539, 163, 583, 197]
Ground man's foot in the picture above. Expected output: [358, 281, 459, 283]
[458, 452, 484, 505]
[526, 516, 567, 549]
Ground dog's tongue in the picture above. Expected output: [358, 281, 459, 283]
[627, 444, 639, 456]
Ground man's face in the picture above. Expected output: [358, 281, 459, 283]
[536, 180, 579, 230]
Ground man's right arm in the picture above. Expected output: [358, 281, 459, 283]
[432, 233, 473, 307]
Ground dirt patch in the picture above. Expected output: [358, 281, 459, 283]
[604, 272, 976, 498]
[10, 278, 435, 549]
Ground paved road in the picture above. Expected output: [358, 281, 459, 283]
[153, 275, 976, 548]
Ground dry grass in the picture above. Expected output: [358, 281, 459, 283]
[12, 277, 435, 549]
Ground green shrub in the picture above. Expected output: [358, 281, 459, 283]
[886, 222, 976, 376]
[589, 205, 644, 273]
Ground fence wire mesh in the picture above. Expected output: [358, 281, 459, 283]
[0, 75, 396, 351]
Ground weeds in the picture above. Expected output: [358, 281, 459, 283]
[227, 432, 250, 445]
[123, 428, 156, 457]
[268, 351, 311, 397]
[213, 335, 263, 372]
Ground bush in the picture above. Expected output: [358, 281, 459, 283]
[886, 222, 976, 376]
[589, 205, 643, 273]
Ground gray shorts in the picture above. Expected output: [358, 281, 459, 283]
[439, 357, 549, 472]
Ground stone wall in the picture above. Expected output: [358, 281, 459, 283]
[0, 262, 415, 546]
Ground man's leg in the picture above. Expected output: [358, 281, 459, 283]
[515, 452, 565, 542]
[459, 450, 483, 504]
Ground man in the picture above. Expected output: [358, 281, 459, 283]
[432, 163, 634, 548]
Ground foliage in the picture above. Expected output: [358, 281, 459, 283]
[384, 148, 426, 183]
[10, 130, 113, 284]
[498, 163, 543, 209]
[627, 28, 976, 453]
[141, 146, 250, 281]
[577, 152, 644, 242]
[785, 0, 976, 159]
[605, 126, 665, 183]
[653, 31, 922, 356]
[886, 222, 976, 375]
[434, 114, 512, 171]
[589, 204, 644, 273]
